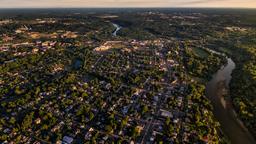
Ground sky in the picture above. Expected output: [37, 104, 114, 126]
[0, 0, 256, 8]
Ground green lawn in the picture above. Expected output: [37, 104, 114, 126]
[192, 47, 210, 58]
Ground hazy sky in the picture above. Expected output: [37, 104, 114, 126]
[0, 0, 256, 8]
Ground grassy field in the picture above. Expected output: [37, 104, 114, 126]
[192, 47, 210, 58]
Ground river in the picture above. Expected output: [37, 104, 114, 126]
[111, 22, 255, 143]
[206, 57, 256, 144]
[112, 23, 121, 36]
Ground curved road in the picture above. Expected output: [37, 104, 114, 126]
[206, 58, 256, 144]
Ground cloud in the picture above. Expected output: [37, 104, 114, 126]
[174, 0, 256, 7]
[180, 0, 221, 4]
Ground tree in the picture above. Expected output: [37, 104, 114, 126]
[21, 112, 34, 131]
[121, 117, 128, 129]
[35, 86, 40, 95]
[105, 125, 113, 134]
[9, 117, 16, 125]
[141, 105, 148, 114]
[165, 117, 171, 125]
[89, 112, 94, 121]
[14, 86, 24, 95]
[131, 126, 141, 138]
[82, 92, 88, 97]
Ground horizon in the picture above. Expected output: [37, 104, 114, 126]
[0, 0, 256, 9]
[0, 7, 255, 9]
[1, 1, 256, 144]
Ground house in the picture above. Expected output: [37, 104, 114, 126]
[84, 128, 94, 140]
[122, 106, 129, 115]
[135, 126, 144, 134]
[173, 118, 179, 124]
[103, 136, 109, 141]
[32, 48, 39, 53]
[2, 35, 14, 42]
[29, 32, 41, 39]
[160, 109, 173, 118]
[33, 141, 41, 144]
[3, 128, 11, 134]
[35, 118, 41, 124]
[0, 20, 11, 25]
[177, 97, 183, 107]
[61, 31, 78, 38]
[154, 96, 159, 102]
[63, 136, 74, 144]
[0, 46, 9, 52]
[105, 83, 111, 90]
